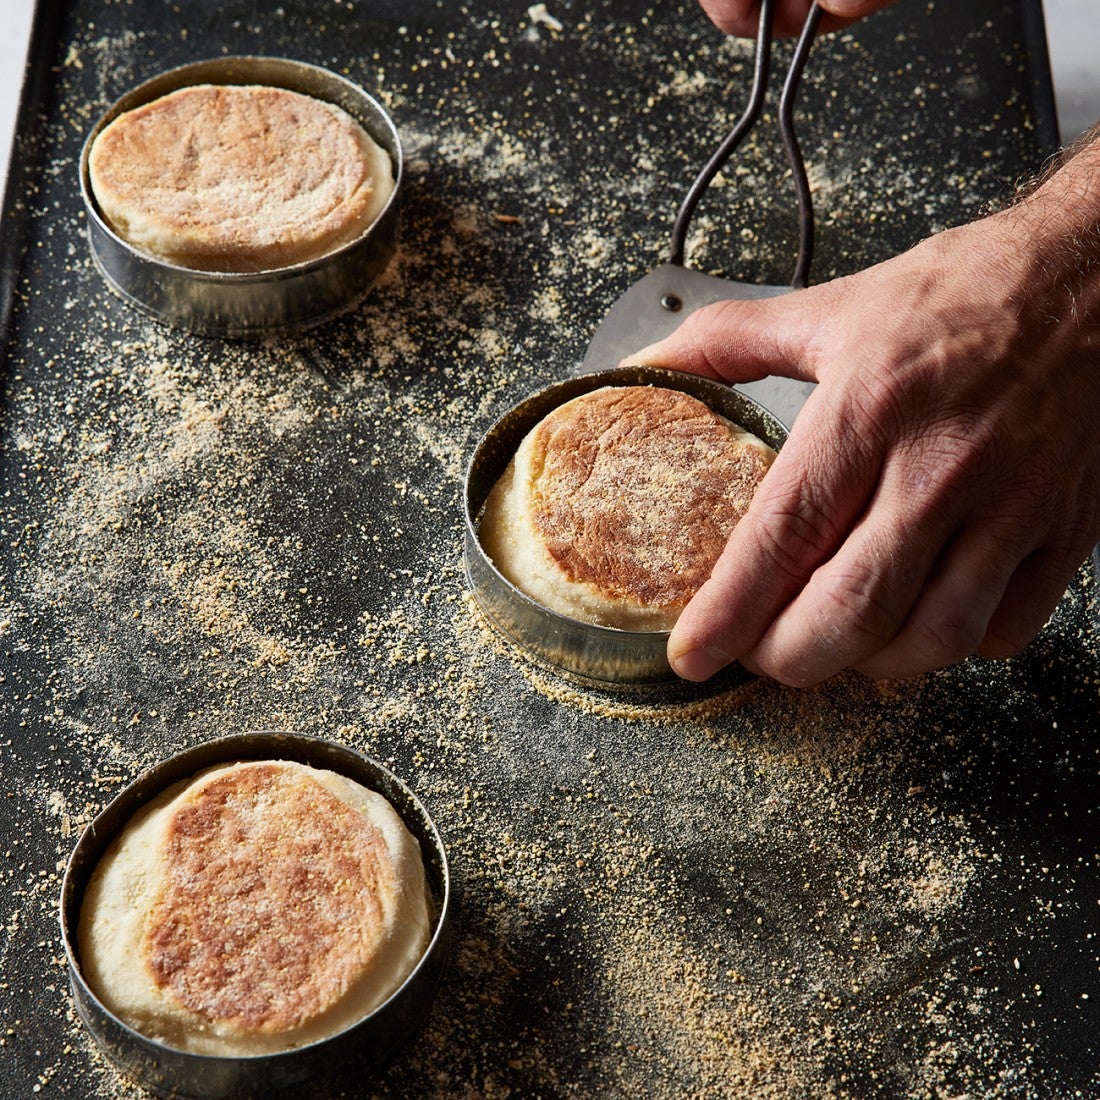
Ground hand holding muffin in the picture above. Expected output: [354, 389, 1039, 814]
[630, 127, 1100, 687]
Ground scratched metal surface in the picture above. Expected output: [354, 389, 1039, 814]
[2, 1, 1097, 1098]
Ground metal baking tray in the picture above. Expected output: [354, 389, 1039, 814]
[3, 1, 1097, 1097]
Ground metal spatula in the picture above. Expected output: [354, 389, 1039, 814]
[581, 0, 824, 428]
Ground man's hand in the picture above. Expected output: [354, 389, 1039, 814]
[627, 136, 1100, 687]
[697, 0, 896, 38]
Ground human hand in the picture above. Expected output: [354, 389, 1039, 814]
[697, 0, 897, 38]
[626, 177, 1100, 686]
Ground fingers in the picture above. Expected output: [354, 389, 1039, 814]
[668, 382, 884, 681]
[696, 0, 895, 38]
[625, 294, 822, 386]
[850, 526, 1027, 681]
[855, 466, 1097, 676]
[978, 542, 1093, 659]
[751, 496, 1088, 685]
[819, 0, 897, 18]
[708, 443, 970, 686]
[672, 404, 1044, 687]
[695, 0, 758, 36]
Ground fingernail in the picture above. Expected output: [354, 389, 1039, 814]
[669, 645, 731, 682]
[824, 0, 872, 15]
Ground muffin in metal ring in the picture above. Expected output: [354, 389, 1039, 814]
[479, 384, 776, 631]
[87, 84, 395, 273]
[77, 758, 432, 1057]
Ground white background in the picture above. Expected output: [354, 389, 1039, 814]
[1, 1, 1097, 212]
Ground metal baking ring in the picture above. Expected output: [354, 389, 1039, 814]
[79, 57, 402, 338]
[463, 365, 789, 688]
[59, 732, 451, 1100]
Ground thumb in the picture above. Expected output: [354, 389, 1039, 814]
[621, 291, 823, 386]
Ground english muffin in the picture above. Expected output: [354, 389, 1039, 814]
[77, 759, 431, 1056]
[88, 84, 394, 272]
[479, 385, 776, 631]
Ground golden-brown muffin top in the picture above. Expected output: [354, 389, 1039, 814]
[525, 386, 773, 612]
[89, 84, 392, 272]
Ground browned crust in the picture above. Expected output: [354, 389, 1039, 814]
[527, 387, 772, 610]
[142, 763, 389, 1034]
[88, 84, 384, 272]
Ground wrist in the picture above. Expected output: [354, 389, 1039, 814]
[988, 130, 1100, 325]
[1002, 127, 1100, 264]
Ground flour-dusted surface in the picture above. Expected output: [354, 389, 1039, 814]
[2, 1, 1096, 1098]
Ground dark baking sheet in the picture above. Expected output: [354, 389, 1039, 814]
[2, 1, 1097, 1098]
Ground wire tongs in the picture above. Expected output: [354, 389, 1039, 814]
[582, 0, 824, 401]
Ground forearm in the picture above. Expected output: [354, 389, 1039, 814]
[1024, 118, 1100, 196]
[911, 124, 1100, 402]
[1003, 123, 1100, 299]
[981, 124, 1100, 391]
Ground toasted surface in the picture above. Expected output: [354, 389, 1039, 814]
[88, 84, 394, 272]
[480, 385, 775, 631]
[78, 759, 431, 1056]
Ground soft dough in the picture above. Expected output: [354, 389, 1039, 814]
[78, 759, 431, 1056]
[88, 84, 394, 272]
[479, 385, 776, 631]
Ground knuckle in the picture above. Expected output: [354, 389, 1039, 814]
[757, 566, 909, 687]
[817, 567, 905, 650]
[751, 492, 845, 581]
[846, 368, 912, 444]
[862, 595, 1002, 680]
[664, 300, 756, 377]
[911, 609, 987, 665]
[682, 298, 750, 339]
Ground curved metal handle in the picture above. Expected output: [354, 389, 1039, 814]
[780, 3, 823, 288]
[668, 0, 822, 289]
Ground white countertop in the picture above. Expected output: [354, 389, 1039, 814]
[0, 0, 35, 191]
[1, 1, 1097, 214]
